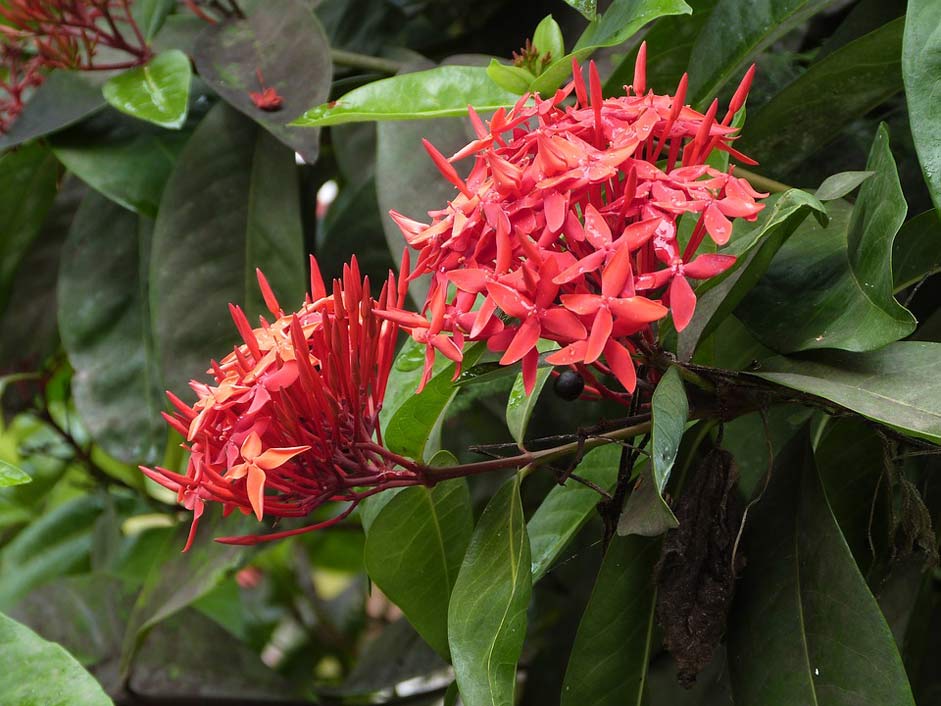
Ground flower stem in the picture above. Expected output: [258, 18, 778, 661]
[735, 167, 792, 194]
[330, 48, 403, 75]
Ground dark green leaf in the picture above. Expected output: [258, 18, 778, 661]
[50, 111, 188, 217]
[738, 18, 904, 173]
[687, 0, 837, 106]
[753, 342, 941, 444]
[506, 368, 551, 446]
[383, 343, 485, 462]
[150, 104, 305, 395]
[0, 72, 106, 150]
[133, 0, 176, 40]
[728, 430, 915, 706]
[528, 444, 619, 582]
[0, 461, 30, 488]
[902, 0, 941, 214]
[676, 189, 827, 361]
[0, 142, 58, 311]
[58, 192, 165, 464]
[814, 171, 875, 202]
[449, 475, 531, 706]
[532, 0, 693, 94]
[892, 210, 941, 291]
[737, 126, 915, 353]
[618, 365, 685, 536]
[294, 66, 519, 126]
[0, 612, 113, 706]
[193, 0, 332, 163]
[364, 479, 473, 658]
[102, 50, 191, 129]
[561, 535, 659, 706]
[564, 0, 597, 20]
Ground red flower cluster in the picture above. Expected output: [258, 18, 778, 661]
[142, 257, 425, 548]
[382, 46, 765, 396]
[0, 0, 152, 130]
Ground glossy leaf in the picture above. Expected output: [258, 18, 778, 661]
[506, 367, 551, 446]
[532, 0, 692, 94]
[618, 366, 685, 536]
[739, 18, 904, 172]
[449, 475, 531, 706]
[103, 50, 191, 129]
[58, 192, 165, 464]
[528, 444, 620, 582]
[564, 0, 597, 20]
[364, 479, 473, 658]
[0, 612, 112, 706]
[294, 66, 519, 126]
[193, 0, 332, 163]
[737, 126, 915, 353]
[150, 104, 305, 395]
[486, 59, 536, 94]
[561, 535, 659, 706]
[753, 342, 941, 444]
[0, 142, 58, 311]
[893, 210, 941, 291]
[688, 0, 837, 106]
[814, 171, 875, 202]
[0, 461, 30, 488]
[903, 0, 941, 214]
[383, 343, 485, 462]
[50, 112, 188, 217]
[0, 71, 106, 150]
[728, 430, 915, 706]
[676, 189, 827, 361]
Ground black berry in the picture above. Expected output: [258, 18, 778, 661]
[553, 370, 584, 401]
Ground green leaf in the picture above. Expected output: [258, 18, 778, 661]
[486, 59, 536, 94]
[383, 343, 485, 462]
[293, 66, 519, 127]
[737, 126, 915, 353]
[618, 366, 685, 536]
[815, 171, 875, 202]
[560, 535, 659, 706]
[103, 50, 191, 129]
[58, 192, 165, 464]
[0, 71, 106, 150]
[676, 189, 827, 361]
[150, 104, 306, 396]
[687, 0, 838, 106]
[532, 0, 693, 95]
[364, 479, 473, 658]
[0, 142, 58, 313]
[0, 495, 104, 610]
[753, 342, 941, 444]
[0, 461, 30, 488]
[728, 429, 915, 706]
[448, 475, 531, 706]
[532, 15, 565, 60]
[903, 0, 941, 214]
[0, 612, 113, 706]
[893, 210, 941, 292]
[528, 444, 620, 582]
[133, 0, 176, 40]
[192, 0, 332, 163]
[50, 111, 188, 217]
[738, 18, 904, 173]
[506, 367, 552, 446]
[564, 0, 597, 20]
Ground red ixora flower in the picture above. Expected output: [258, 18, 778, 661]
[249, 69, 284, 112]
[142, 255, 426, 549]
[380, 44, 766, 399]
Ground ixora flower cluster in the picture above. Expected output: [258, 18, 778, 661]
[0, 0, 152, 130]
[144, 49, 766, 546]
[142, 259, 429, 548]
[383, 47, 764, 397]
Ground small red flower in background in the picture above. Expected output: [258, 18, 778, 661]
[250, 69, 284, 112]
[382, 45, 766, 398]
[142, 255, 424, 549]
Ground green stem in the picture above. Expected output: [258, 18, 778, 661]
[330, 49, 403, 75]
[735, 167, 792, 194]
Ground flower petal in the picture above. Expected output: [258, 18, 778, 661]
[255, 445, 311, 471]
[603, 339, 637, 393]
[500, 317, 541, 365]
[668, 275, 697, 332]
[585, 306, 613, 364]
[246, 464, 267, 521]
